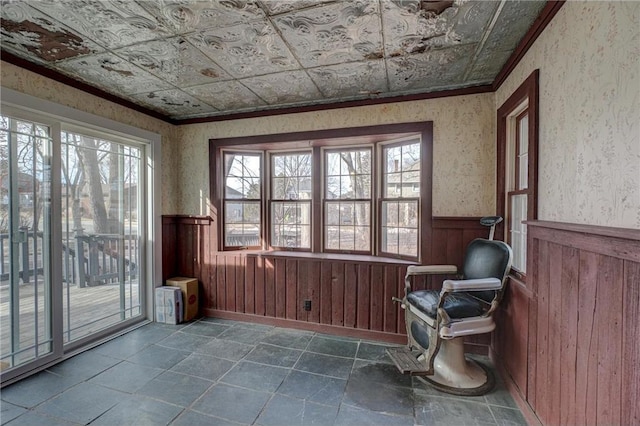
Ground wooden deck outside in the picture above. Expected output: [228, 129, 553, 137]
[0, 277, 140, 368]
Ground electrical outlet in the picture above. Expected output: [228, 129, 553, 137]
[303, 300, 312, 311]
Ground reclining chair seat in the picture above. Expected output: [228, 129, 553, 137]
[406, 290, 492, 320]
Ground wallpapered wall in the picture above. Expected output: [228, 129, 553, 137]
[496, 1, 640, 229]
[178, 94, 496, 217]
[0, 62, 180, 215]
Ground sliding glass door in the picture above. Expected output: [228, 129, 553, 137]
[0, 108, 147, 380]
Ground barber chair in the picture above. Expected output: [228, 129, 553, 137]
[387, 217, 512, 396]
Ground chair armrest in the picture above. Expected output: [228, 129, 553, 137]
[406, 265, 458, 276]
[441, 277, 502, 292]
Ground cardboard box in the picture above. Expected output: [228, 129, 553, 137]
[166, 277, 199, 321]
[155, 287, 182, 324]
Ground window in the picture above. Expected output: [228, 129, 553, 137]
[380, 141, 421, 257]
[324, 148, 372, 253]
[223, 152, 262, 249]
[497, 70, 539, 278]
[270, 152, 312, 249]
[213, 122, 432, 261]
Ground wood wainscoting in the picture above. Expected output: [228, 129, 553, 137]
[493, 221, 640, 426]
[162, 215, 489, 346]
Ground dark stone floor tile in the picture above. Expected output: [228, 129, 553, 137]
[277, 370, 346, 407]
[2, 411, 77, 426]
[170, 353, 234, 381]
[89, 361, 163, 393]
[200, 317, 239, 325]
[218, 326, 270, 344]
[170, 410, 243, 426]
[191, 384, 271, 425]
[484, 383, 518, 409]
[356, 342, 396, 363]
[93, 333, 154, 359]
[244, 343, 303, 367]
[1, 371, 79, 408]
[294, 352, 353, 379]
[137, 371, 212, 407]
[127, 344, 190, 369]
[47, 351, 121, 381]
[220, 361, 289, 392]
[181, 321, 230, 337]
[157, 331, 211, 352]
[197, 339, 254, 361]
[307, 335, 358, 358]
[256, 394, 338, 426]
[343, 376, 414, 416]
[490, 406, 527, 425]
[34, 383, 126, 424]
[0, 400, 27, 424]
[351, 359, 412, 388]
[260, 328, 313, 350]
[91, 394, 182, 426]
[335, 404, 414, 426]
[124, 324, 176, 344]
[414, 393, 496, 425]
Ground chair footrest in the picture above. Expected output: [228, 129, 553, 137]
[386, 347, 431, 376]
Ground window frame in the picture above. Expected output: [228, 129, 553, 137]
[497, 70, 539, 281]
[268, 149, 313, 251]
[322, 145, 374, 255]
[220, 150, 264, 251]
[211, 122, 433, 262]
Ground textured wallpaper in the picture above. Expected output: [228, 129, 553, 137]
[496, 1, 640, 229]
[178, 93, 497, 217]
[0, 61, 179, 214]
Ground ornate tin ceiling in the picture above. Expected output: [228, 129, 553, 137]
[1, 0, 547, 120]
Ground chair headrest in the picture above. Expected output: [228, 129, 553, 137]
[462, 238, 513, 282]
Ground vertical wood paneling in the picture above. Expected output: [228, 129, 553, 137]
[397, 266, 407, 335]
[576, 251, 598, 426]
[622, 261, 640, 426]
[344, 263, 357, 328]
[383, 265, 397, 333]
[559, 247, 578, 426]
[320, 262, 332, 325]
[526, 237, 539, 408]
[216, 255, 226, 310]
[535, 240, 549, 422]
[331, 263, 345, 326]
[308, 261, 320, 323]
[202, 222, 212, 311]
[245, 255, 255, 314]
[297, 260, 309, 321]
[264, 257, 275, 316]
[255, 256, 265, 316]
[225, 255, 236, 312]
[285, 259, 297, 320]
[596, 255, 623, 425]
[430, 229, 448, 264]
[356, 264, 370, 329]
[546, 243, 562, 425]
[235, 255, 245, 313]
[370, 265, 383, 331]
[275, 258, 286, 318]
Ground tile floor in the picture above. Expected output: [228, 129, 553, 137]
[0, 318, 526, 425]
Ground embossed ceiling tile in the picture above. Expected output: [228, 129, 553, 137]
[184, 80, 266, 111]
[186, 21, 297, 77]
[137, 0, 265, 34]
[131, 89, 217, 118]
[28, 0, 173, 50]
[387, 44, 475, 92]
[115, 37, 230, 87]
[241, 70, 322, 105]
[479, 0, 547, 53]
[466, 49, 512, 82]
[56, 52, 173, 95]
[273, 0, 383, 67]
[1, 1, 103, 62]
[381, 0, 460, 56]
[450, 1, 500, 44]
[259, 0, 334, 16]
[308, 59, 387, 98]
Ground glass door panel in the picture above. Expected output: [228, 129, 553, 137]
[61, 132, 142, 343]
[0, 115, 54, 370]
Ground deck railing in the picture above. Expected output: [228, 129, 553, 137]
[1, 230, 138, 287]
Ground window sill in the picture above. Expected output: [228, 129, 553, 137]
[246, 250, 418, 265]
